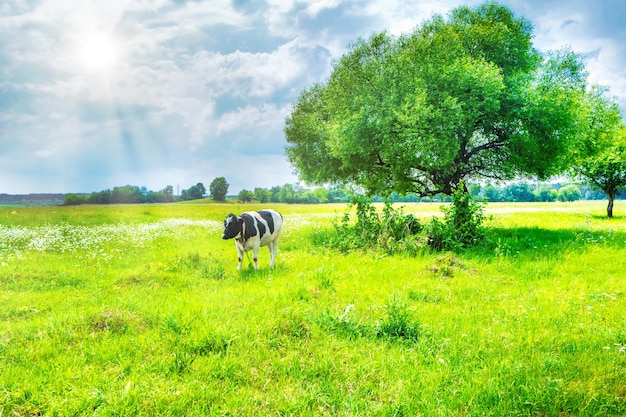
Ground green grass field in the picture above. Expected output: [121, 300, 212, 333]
[1, 201, 624, 416]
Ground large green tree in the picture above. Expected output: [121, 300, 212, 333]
[285, 2, 588, 198]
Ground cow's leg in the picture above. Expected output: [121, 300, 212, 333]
[252, 243, 261, 270]
[269, 239, 279, 267]
[270, 233, 281, 267]
[236, 242, 244, 270]
[268, 244, 275, 267]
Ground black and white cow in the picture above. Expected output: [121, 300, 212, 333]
[222, 209, 283, 270]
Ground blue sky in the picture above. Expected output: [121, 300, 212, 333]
[1, 0, 625, 194]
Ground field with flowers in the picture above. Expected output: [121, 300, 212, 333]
[1, 201, 625, 416]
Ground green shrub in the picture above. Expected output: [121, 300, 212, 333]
[427, 186, 487, 251]
[331, 197, 423, 254]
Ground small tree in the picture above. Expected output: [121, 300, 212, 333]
[577, 149, 626, 217]
[181, 183, 206, 201]
[195, 182, 206, 198]
[238, 189, 253, 203]
[572, 87, 626, 218]
[254, 187, 271, 203]
[209, 177, 229, 201]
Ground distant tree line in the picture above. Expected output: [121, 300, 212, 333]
[61, 179, 625, 206]
[469, 182, 626, 203]
[237, 184, 353, 204]
[63, 183, 207, 206]
[387, 182, 624, 203]
[238, 181, 625, 204]
[0, 193, 65, 207]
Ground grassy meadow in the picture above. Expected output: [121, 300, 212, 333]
[1, 201, 625, 416]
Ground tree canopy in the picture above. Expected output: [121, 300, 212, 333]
[285, 2, 588, 197]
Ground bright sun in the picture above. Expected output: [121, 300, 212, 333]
[78, 33, 119, 72]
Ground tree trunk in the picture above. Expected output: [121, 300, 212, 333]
[607, 192, 615, 218]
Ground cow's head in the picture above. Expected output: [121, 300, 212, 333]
[222, 213, 243, 240]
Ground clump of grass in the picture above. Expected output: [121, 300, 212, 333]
[375, 296, 421, 343]
[407, 290, 443, 304]
[88, 309, 141, 334]
[186, 333, 233, 356]
[271, 312, 311, 341]
[427, 253, 465, 278]
[169, 347, 197, 375]
[168, 252, 226, 280]
[317, 304, 369, 340]
[319, 298, 423, 344]
[313, 264, 336, 290]
[160, 312, 193, 336]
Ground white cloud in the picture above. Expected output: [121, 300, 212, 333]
[214, 103, 287, 137]
[302, 0, 342, 17]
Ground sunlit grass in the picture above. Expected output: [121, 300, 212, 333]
[0, 201, 625, 415]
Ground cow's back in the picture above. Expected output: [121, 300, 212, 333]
[255, 210, 282, 245]
[239, 210, 282, 246]
[258, 210, 282, 235]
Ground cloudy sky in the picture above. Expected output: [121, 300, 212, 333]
[1, 0, 625, 195]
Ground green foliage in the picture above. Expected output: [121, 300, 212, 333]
[209, 177, 229, 201]
[557, 184, 582, 202]
[88, 189, 113, 204]
[181, 182, 206, 201]
[111, 185, 145, 204]
[502, 182, 535, 202]
[330, 197, 423, 254]
[245, 184, 353, 204]
[286, 2, 589, 197]
[62, 193, 88, 206]
[64, 186, 144, 205]
[534, 185, 558, 202]
[148, 185, 175, 203]
[253, 187, 271, 203]
[427, 187, 487, 251]
[318, 296, 423, 344]
[63, 185, 176, 205]
[238, 189, 253, 203]
[329, 189, 487, 253]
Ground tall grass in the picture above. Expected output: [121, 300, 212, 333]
[0, 201, 624, 415]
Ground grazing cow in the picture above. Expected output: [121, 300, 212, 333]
[222, 209, 283, 270]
